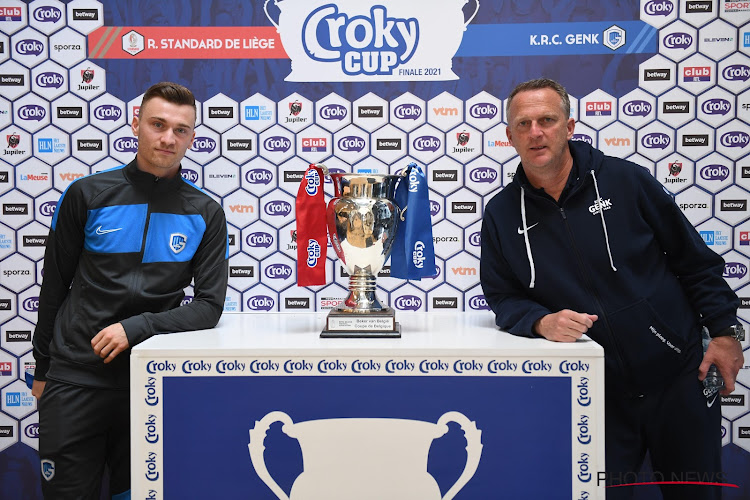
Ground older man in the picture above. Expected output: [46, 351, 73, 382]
[480, 78, 744, 499]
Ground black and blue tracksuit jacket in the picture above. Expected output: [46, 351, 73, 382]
[32, 159, 229, 389]
[480, 140, 739, 396]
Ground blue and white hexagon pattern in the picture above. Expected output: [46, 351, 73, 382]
[0, 0, 750, 468]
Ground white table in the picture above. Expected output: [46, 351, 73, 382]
[131, 312, 605, 499]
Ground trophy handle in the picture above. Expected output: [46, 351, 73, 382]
[263, 0, 280, 29]
[248, 411, 295, 500]
[436, 411, 483, 500]
[464, 0, 480, 27]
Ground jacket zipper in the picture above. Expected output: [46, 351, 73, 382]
[556, 198, 635, 394]
[524, 178, 634, 393]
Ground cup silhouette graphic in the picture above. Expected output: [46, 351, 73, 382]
[248, 411, 483, 499]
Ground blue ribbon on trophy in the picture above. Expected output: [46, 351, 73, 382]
[390, 162, 436, 280]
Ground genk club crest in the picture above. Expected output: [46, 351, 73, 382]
[170, 233, 187, 254]
[41, 459, 55, 481]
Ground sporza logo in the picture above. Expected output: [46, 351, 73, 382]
[170, 233, 187, 254]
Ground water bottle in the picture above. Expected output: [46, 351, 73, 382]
[701, 327, 724, 401]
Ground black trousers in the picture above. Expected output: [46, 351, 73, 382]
[38, 380, 130, 499]
[604, 368, 724, 500]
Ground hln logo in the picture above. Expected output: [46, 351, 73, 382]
[700, 231, 715, 245]
[245, 106, 259, 120]
[38, 138, 53, 153]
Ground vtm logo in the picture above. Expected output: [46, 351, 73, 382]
[452, 266, 477, 276]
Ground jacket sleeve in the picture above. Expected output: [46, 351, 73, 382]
[32, 184, 87, 381]
[635, 166, 739, 333]
[480, 202, 551, 338]
[120, 203, 229, 346]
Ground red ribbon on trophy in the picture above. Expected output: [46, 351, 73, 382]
[295, 164, 328, 286]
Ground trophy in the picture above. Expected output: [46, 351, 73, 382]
[323, 172, 402, 337]
[296, 163, 435, 338]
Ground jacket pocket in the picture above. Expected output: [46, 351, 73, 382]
[606, 299, 689, 392]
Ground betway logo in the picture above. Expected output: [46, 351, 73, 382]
[451, 202, 476, 214]
[433, 170, 458, 181]
[644, 69, 670, 80]
[721, 199, 747, 211]
[432, 297, 458, 308]
[682, 135, 708, 146]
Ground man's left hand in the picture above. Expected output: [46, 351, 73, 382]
[91, 322, 130, 364]
[699, 336, 745, 395]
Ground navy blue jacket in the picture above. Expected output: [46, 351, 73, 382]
[32, 159, 229, 389]
[480, 141, 739, 395]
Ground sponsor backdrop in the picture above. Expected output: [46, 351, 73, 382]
[0, 0, 750, 497]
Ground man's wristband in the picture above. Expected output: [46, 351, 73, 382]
[711, 324, 745, 341]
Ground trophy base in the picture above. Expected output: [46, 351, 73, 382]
[321, 309, 401, 338]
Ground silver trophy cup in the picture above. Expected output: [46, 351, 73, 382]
[323, 172, 402, 337]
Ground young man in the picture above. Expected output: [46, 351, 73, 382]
[31, 82, 229, 499]
[480, 78, 744, 499]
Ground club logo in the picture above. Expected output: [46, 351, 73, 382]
[170, 233, 187, 254]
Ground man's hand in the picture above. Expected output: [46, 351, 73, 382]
[32, 379, 46, 400]
[91, 322, 130, 364]
[534, 310, 598, 342]
[699, 336, 744, 395]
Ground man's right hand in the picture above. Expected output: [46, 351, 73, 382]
[32, 379, 46, 400]
[534, 310, 598, 342]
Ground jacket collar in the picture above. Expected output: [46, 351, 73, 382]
[123, 157, 185, 192]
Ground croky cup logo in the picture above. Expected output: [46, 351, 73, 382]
[264, 0, 479, 82]
[7, 134, 20, 148]
[81, 68, 94, 83]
